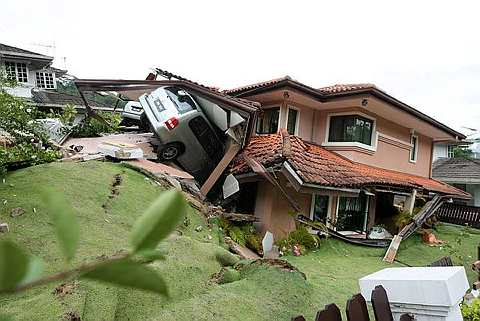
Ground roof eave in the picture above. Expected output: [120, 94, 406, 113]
[323, 88, 466, 140]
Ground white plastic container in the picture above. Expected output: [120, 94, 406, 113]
[359, 267, 469, 321]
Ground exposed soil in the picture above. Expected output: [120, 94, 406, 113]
[102, 173, 124, 213]
[52, 281, 78, 299]
[62, 311, 81, 321]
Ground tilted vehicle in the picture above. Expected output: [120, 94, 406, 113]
[139, 86, 224, 183]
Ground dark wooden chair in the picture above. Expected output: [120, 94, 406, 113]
[292, 316, 307, 321]
[316, 303, 342, 321]
[346, 293, 370, 321]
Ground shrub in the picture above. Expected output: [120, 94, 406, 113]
[215, 250, 240, 267]
[277, 226, 320, 254]
[462, 299, 480, 321]
[71, 111, 121, 137]
[246, 233, 263, 254]
[0, 71, 61, 175]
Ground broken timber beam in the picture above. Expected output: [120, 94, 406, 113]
[383, 194, 446, 263]
[200, 139, 241, 196]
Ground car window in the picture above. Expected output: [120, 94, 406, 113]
[165, 87, 196, 114]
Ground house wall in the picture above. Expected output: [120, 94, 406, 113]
[253, 177, 312, 239]
[0, 58, 56, 98]
[260, 100, 434, 177]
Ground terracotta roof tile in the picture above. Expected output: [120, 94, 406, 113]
[231, 133, 469, 197]
[318, 83, 376, 94]
[223, 76, 292, 94]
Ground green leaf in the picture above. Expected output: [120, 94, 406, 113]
[42, 188, 79, 262]
[82, 259, 168, 296]
[130, 189, 186, 252]
[0, 241, 29, 291]
[19, 256, 44, 286]
[0, 314, 14, 321]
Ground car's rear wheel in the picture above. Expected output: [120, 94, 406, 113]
[159, 143, 184, 160]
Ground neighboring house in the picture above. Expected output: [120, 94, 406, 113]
[226, 77, 470, 239]
[432, 158, 480, 207]
[0, 43, 107, 111]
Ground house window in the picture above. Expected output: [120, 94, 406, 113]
[447, 145, 455, 158]
[286, 107, 299, 135]
[256, 107, 279, 134]
[36, 72, 55, 89]
[311, 195, 329, 223]
[336, 193, 369, 232]
[328, 115, 373, 146]
[4, 61, 28, 83]
[410, 134, 418, 162]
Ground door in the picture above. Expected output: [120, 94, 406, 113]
[336, 193, 369, 232]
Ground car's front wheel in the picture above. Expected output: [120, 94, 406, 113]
[159, 143, 184, 160]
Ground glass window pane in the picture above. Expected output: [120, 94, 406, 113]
[287, 108, 298, 135]
[313, 195, 329, 222]
[336, 193, 368, 232]
[328, 115, 373, 145]
[256, 107, 280, 134]
[165, 87, 196, 114]
[410, 135, 418, 161]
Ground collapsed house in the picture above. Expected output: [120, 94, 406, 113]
[224, 78, 470, 241]
[73, 72, 470, 246]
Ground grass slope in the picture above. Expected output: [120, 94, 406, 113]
[0, 162, 312, 321]
[1, 161, 479, 321]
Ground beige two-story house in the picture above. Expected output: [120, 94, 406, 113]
[227, 77, 469, 239]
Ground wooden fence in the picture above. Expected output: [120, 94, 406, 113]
[292, 285, 413, 321]
[435, 203, 480, 228]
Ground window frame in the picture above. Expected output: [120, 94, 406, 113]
[324, 111, 377, 151]
[4, 61, 29, 83]
[447, 145, 455, 158]
[309, 194, 331, 223]
[35, 71, 56, 89]
[409, 133, 418, 163]
[255, 106, 280, 135]
[335, 194, 369, 233]
[286, 105, 300, 136]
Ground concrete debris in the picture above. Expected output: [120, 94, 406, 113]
[10, 207, 25, 218]
[63, 133, 159, 161]
[195, 225, 203, 232]
[126, 159, 193, 180]
[97, 141, 143, 159]
[0, 223, 9, 233]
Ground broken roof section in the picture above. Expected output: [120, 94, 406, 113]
[231, 131, 470, 198]
[74, 70, 260, 196]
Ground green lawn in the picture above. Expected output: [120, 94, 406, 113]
[286, 225, 480, 320]
[0, 161, 479, 321]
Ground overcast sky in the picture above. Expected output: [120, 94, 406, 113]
[2, 0, 479, 134]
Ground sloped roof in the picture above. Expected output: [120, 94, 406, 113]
[31, 90, 110, 108]
[230, 132, 469, 197]
[223, 76, 293, 94]
[223, 78, 465, 139]
[433, 157, 480, 183]
[0, 43, 52, 60]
